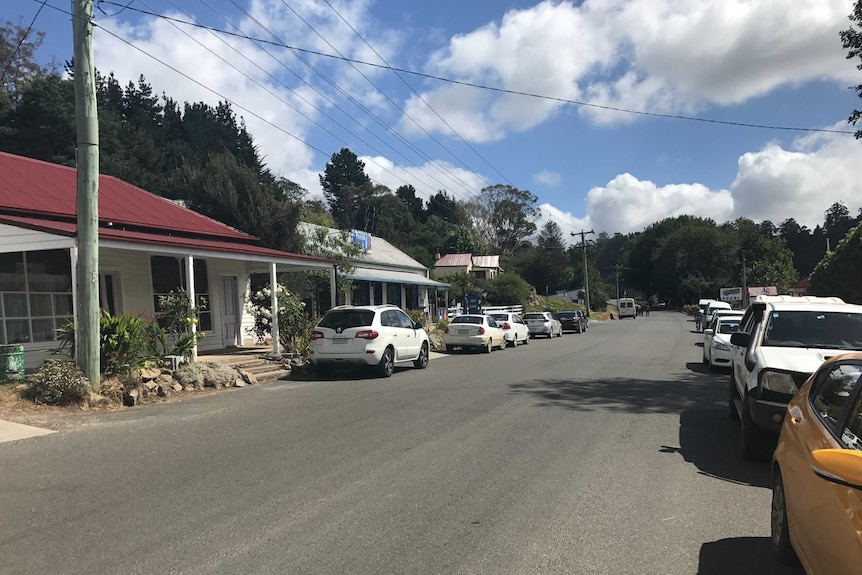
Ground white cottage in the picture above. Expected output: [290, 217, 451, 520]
[0, 152, 336, 369]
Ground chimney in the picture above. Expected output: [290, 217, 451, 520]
[435, 251, 442, 261]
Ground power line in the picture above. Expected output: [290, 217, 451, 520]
[0, 0, 47, 85]
[95, 0, 858, 136]
[320, 0, 514, 187]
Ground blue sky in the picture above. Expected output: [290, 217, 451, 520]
[4, 0, 862, 240]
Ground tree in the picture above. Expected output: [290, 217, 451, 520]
[319, 148, 372, 229]
[0, 20, 47, 103]
[840, 0, 862, 138]
[809, 222, 862, 303]
[528, 221, 572, 294]
[395, 184, 425, 223]
[486, 273, 532, 306]
[824, 201, 856, 247]
[467, 184, 538, 257]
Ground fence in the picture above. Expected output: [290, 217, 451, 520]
[446, 304, 524, 318]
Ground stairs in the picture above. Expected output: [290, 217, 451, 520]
[215, 355, 291, 383]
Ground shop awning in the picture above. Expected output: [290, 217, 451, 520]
[343, 266, 450, 288]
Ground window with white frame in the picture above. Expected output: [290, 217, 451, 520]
[0, 250, 73, 344]
[150, 256, 212, 331]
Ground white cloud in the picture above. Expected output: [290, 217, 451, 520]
[729, 129, 862, 227]
[533, 171, 562, 187]
[360, 155, 487, 201]
[535, 204, 592, 245]
[585, 173, 734, 234]
[404, 0, 857, 139]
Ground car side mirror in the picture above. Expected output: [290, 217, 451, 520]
[730, 332, 750, 347]
[703, 329, 714, 336]
[413, 321, 423, 330]
[811, 449, 862, 490]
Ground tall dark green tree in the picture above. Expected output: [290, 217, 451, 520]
[840, 0, 862, 138]
[467, 184, 538, 257]
[319, 148, 372, 230]
[809, 222, 862, 303]
[395, 184, 425, 223]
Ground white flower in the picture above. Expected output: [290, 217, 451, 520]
[277, 285, 285, 293]
[261, 318, 269, 325]
[255, 291, 263, 298]
[262, 308, 271, 317]
[263, 288, 271, 296]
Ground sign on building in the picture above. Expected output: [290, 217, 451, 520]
[720, 287, 743, 301]
[350, 229, 372, 253]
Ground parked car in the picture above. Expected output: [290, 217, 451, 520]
[444, 314, 506, 353]
[704, 300, 732, 326]
[618, 297, 636, 319]
[771, 352, 862, 574]
[729, 295, 862, 459]
[702, 315, 741, 370]
[556, 310, 587, 333]
[310, 304, 430, 378]
[488, 312, 530, 347]
[523, 311, 563, 338]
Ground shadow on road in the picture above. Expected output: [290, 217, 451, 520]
[510, 359, 774, 487]
[697, 537, 804, 575]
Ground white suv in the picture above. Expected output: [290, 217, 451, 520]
[310, 305, 430, 378]
[729, 295, 862, 459]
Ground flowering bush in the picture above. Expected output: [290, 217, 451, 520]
[157, 290, 205, 357]
[29, 361, 91, 405]
[246, 284, 312, 354]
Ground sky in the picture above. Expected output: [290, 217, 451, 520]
[3, 0, 862, 242]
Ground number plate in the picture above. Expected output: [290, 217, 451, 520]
[457, 329, 468, 335]
[333, 337, 348, 344]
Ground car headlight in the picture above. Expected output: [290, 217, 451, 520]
[759, 370, 799, 395]
[712, 341, 731, 351]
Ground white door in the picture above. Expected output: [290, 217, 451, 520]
[221, 276, 238, 348]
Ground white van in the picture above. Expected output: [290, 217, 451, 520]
[704, 300, 732, 325]
[618, 297, 636, 319]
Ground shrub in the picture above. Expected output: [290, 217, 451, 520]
[100, 310, 161, 375]
[157, 290, 205, 356]
[404, 309, 424, 326]
[29, 361, 91, 405]
[246, 284, 312, 354]
[200, 362, 238, 388]
[173, 363, 205, 390]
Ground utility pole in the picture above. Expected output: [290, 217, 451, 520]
[741, 251, 747, 309]
[613, 264, 629, 305]
[571, 229, 594, 316]
[73, 0, 100, 390]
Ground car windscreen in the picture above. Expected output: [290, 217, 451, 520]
[556, 312, 576, 319]
[762, 311, 862, 349]
[523, 313, 545, 320]
[489, 314, 508, 322]
[318, 310, 375, 329]
[451, 316, 483, 324]
[717, 321, 740, 334]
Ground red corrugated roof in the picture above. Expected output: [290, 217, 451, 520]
[0, 153, 335, 266]
[0, 151, 249, 240]
[435, 253, 473, 267]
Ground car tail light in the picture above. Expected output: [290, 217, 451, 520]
[543, 319, 549, 323]
[311, 330, 324, 340]
[502, 322, 511, 330]
[444, 326, 449, 334]
[355, 330, 379, 340]
[477, 327, 485, 335]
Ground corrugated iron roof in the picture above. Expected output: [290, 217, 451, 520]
[298, 222, 428, 271]
[434, 253, 472, 267]
[0, 151, 250, 240]
[0, 153, 335, 266]
[472, 255, 500, 269]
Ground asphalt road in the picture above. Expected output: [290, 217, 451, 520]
[0, 312, 805, 575]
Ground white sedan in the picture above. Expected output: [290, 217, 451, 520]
[444, 314, 507, 353]
[702, 315, 741, 370]
[488, 312, 530, 347]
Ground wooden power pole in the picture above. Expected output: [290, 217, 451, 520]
[73, 0, 100, 389]
[571, 230, 594, 316]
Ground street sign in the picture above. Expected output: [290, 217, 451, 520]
[720, 287, 743, 301]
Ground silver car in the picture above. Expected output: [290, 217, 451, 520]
[523, 311, 563, 338]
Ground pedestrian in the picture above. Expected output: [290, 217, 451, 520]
[694, 309, 703, 331]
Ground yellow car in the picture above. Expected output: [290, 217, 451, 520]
[771, 352, 862, 574]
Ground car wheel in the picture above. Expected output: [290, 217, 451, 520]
[510, 335, 518, 347]
[499, 338, 507, 350]
[413, 342, 429, 369]
[740, 396, 770, 461]
[728, 375, 740, 421]
[377, 347, 395, 378]
[524, 334, 530, 344]
[314, 364, 334, 378]
[484, 339, 493, 353]
[445, 344, 455, 353]
[771, 470, 798, 564]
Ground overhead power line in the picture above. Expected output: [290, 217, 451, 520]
[95, 0, 858, 135]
